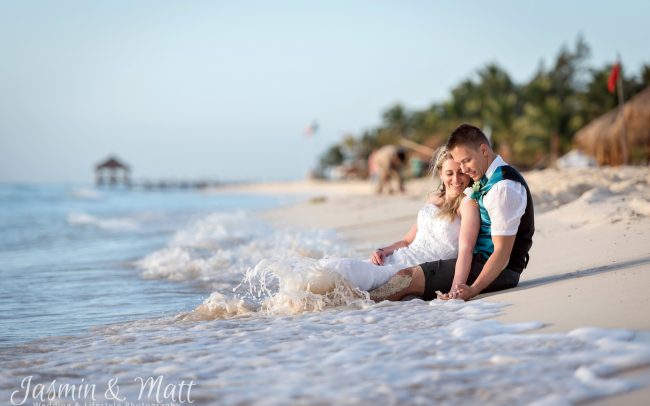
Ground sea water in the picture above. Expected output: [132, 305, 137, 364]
[1, 183, 649, 405]
[0, 183, 292, 346]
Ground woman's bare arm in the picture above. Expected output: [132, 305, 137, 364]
[370, 222, 418, 265]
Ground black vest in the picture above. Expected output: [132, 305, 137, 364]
[501, 166, 534, 273]
[474, 165, 535, 273]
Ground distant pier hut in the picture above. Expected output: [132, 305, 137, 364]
[95, 156, 131, 187]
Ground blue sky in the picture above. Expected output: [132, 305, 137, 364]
[1, 1, 648, 183]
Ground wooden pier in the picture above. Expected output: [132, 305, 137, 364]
[95, 156, 221, 190]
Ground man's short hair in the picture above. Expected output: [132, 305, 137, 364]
[446, 124, 491, 150]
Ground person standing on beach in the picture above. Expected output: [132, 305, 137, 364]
[369, 124, 534, 301]
[371, 145, 408, 194]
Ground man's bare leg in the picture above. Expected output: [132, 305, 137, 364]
[368, 265, 426, 301]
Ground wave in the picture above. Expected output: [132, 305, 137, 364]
[67, 212, 140, 231]
[135, 211, 354, 288]
[69, 187, 103, 201]
[184, 257, 370, 321]
[136, 210, 369, 319]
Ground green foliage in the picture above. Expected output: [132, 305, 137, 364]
[319, 144, 344, 168]
[318, 36, 649, 170]
[641, 64, 650, 88]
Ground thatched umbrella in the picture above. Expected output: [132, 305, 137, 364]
[574, 86, 650, 165]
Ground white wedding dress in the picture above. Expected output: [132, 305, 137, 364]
[318, 203, 461, 291]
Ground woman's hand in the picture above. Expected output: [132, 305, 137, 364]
[454, 284, 479, 301]
[370, 249, 386, 265]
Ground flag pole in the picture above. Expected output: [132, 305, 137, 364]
[616, 54, 629, 165]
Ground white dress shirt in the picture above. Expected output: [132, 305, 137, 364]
[482, 156, 528, 236]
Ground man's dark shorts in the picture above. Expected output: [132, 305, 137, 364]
[420, 255, 520, 301]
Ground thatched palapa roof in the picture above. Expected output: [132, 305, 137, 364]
[95, 156, 130, 171]
[574, 86, 650, 165]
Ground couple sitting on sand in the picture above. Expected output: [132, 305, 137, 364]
[319, 123, 534, 301]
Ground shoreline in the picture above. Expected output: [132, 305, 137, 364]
[253, 166, 650, 405]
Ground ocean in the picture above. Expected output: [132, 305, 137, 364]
[1, 183, 649, 405]
[0, 183, 296, 346]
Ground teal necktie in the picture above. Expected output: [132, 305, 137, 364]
[479, 175, 488, 188]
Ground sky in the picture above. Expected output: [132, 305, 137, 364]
[1, 1, 648, 183]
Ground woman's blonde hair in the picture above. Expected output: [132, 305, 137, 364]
[429, 146, 469, 221]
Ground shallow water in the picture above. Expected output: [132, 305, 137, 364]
[1, 183, 650, 405]
[2, 299, 650, 405]
[0, 183, 291, 346]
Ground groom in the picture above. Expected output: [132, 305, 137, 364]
[369, 124, 534, 301]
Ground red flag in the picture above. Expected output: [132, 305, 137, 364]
[608, 63, 620, 93]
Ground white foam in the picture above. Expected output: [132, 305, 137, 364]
[69, 187, 103, 200]
[2, 299, 649, 405]
[163, 251, 369, 320]
[67, 212, 140, 231]
[185, 292, 255, 320]
[134, 210, 362, 321]
[135, 212, 354, 291]
[171, 211, 267, 249]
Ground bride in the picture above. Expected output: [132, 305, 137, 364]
[316, 147, 479, 297]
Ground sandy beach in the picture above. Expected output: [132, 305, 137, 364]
[218, 165, 650, 404]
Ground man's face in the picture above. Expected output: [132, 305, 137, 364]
[449, 144, 489, 181]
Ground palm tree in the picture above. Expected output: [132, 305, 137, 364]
[381, 103, 411, 138]
[474, 64, 520, 160]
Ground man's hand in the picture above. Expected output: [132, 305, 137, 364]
[455, 284, 479, 301]
[370, 249, 386, 265]
[437, 284, 461, 300]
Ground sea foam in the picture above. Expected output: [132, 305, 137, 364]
[2, 299, 649, 405]
[67, 212, 140, 231]
[135, 211, 355, 293]
[69, 187, 103, 200]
